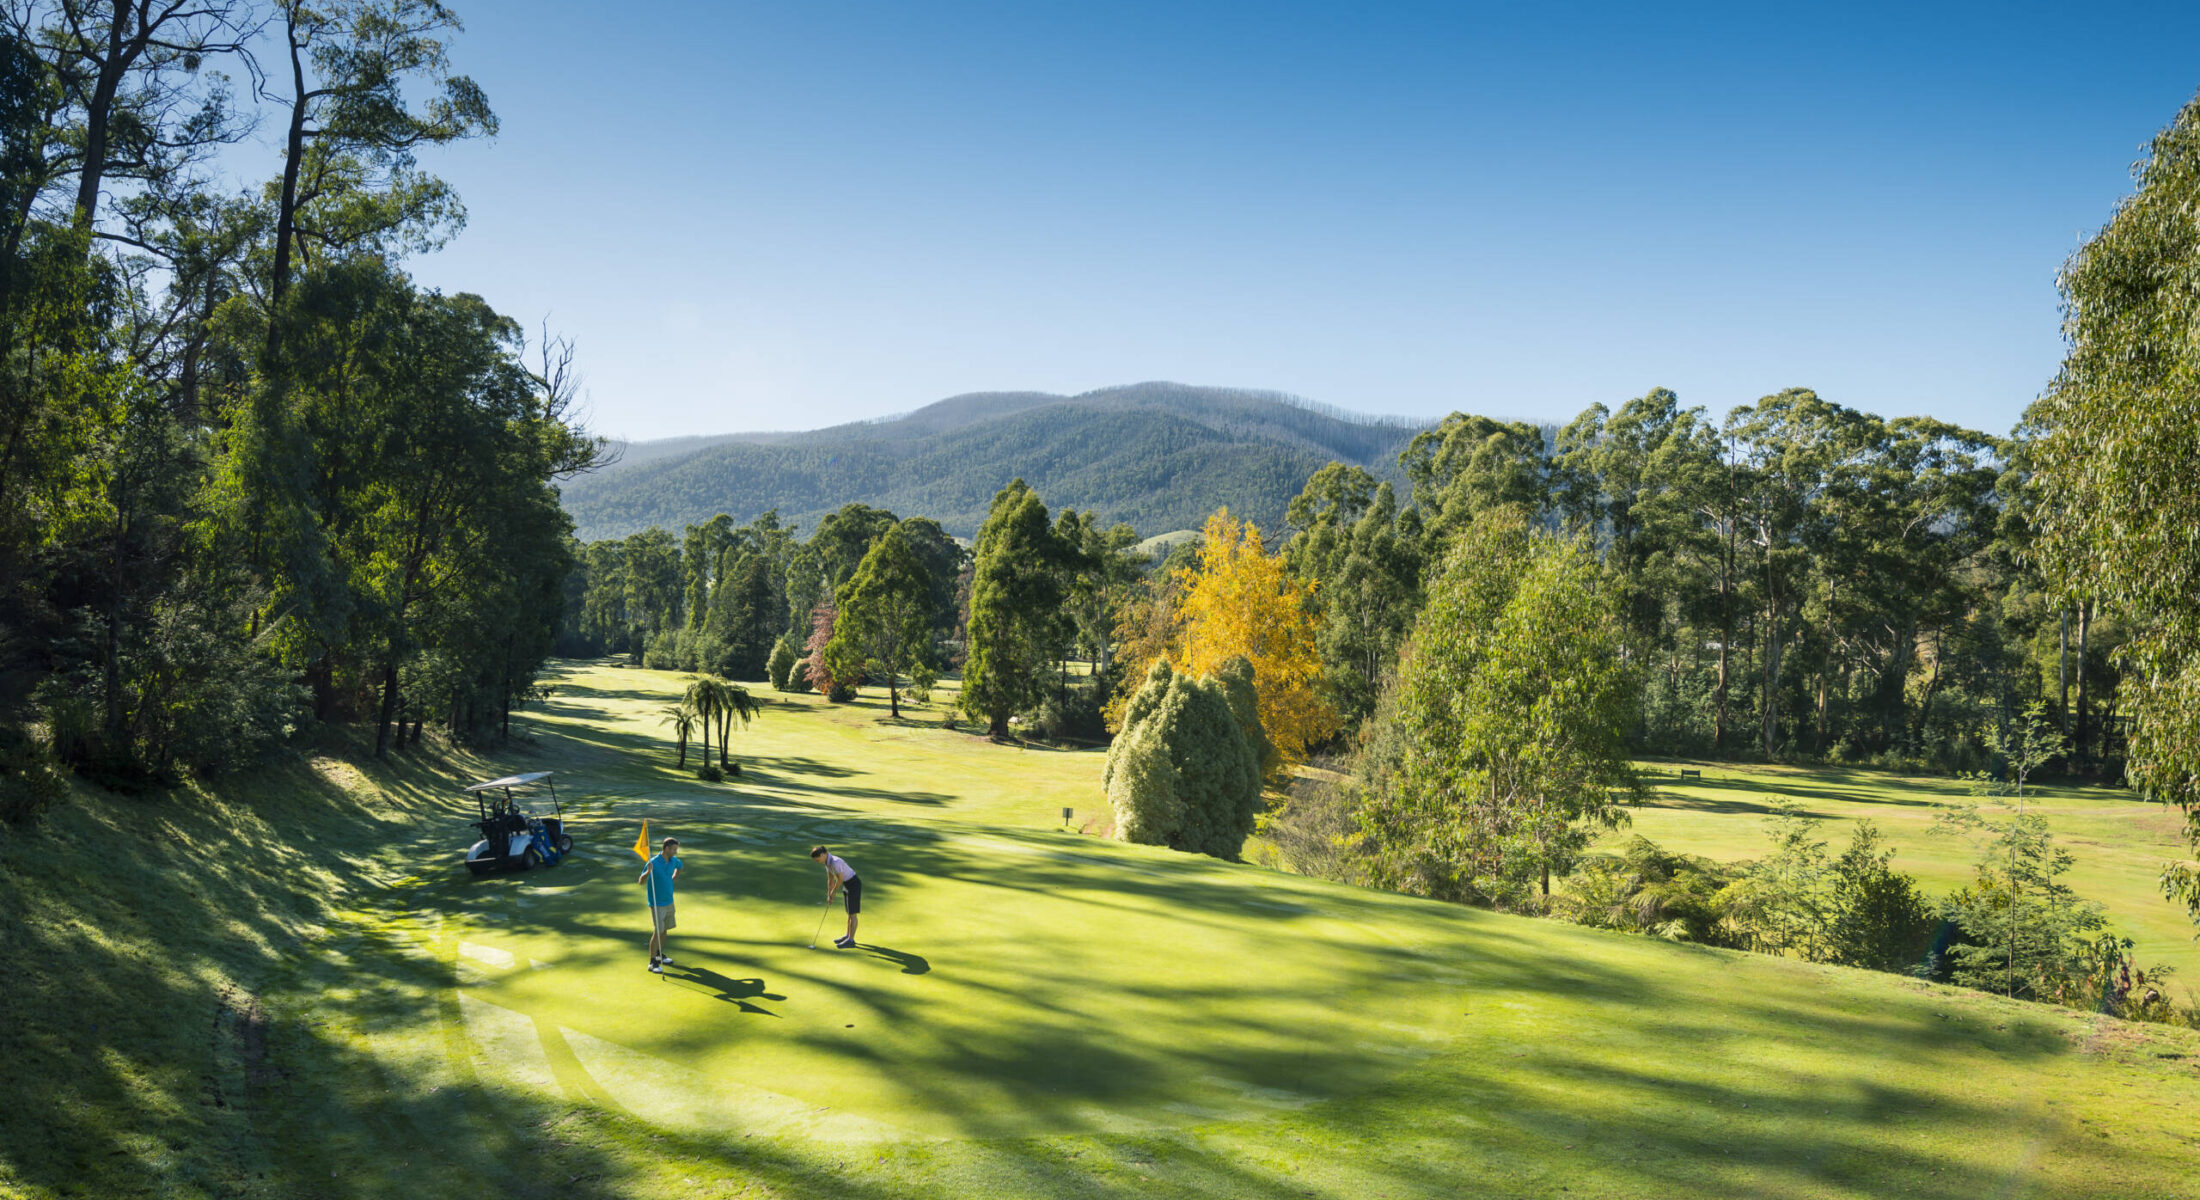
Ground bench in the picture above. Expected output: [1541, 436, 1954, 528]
[1679, 769, 1701, 779]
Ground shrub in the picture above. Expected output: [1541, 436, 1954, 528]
[1940, 813, 2110, 1003]
[768, 634, 801, 691]
[1021, 681, 1109, 743]
[1822, 821, 1936, 972]
[826, 681, 856, 703]
[642, 629, 682, 670]
[0, 727, 67, 824]
[1251, 767, 1363, 883]
[1557, 836, 1742, 945]
[938, 709, 959, 730]
[696, 763, 724, 783]
[1211, 655, 1277, 780]
[1103, 660, 1262, 859]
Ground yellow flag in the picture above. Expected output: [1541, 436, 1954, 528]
[632, 818, 650, 862]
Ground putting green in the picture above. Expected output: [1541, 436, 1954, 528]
[415, 803, 1469, 1144]
[377, 657, 1482, 1147]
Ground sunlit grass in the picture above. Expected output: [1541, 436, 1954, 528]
[3, 662, 2197, 1199]
[1616, 759, 2200, 978]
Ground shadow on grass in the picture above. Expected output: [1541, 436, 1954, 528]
[6, 675, 2172, 1200]
[0, 739, 651, 1198]
[1651, 772, 1952, 814]
[858, 944, 930, 975]
[662, 964, 786, 1014]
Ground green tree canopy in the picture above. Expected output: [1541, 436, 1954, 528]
[960, 479, 1070, 737]
[1356, 512, 1642, 907]
[828, 522, 935, 718]
[2026, 89, 2200, 925]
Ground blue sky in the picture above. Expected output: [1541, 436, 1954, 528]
[370, 1, 2200, 440]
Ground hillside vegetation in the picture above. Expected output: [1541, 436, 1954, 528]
[562, 383, 1429, 539]
[5, 662, 2197, 1199]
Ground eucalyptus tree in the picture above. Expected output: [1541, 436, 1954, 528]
[701, 547, 776, 678]
[809, 502, 897, 588]
[264, 0, 492, 307]
[1284, 463, 1421, 726]
[828, 522, 932, 717]
[875, 513, 965, 650]
[1356, 513, 1642, 906]
[1400, 412, 1551, 540]
[679, 512, 733, 627]
[1, 0, 259, 239]
[2026, 89, 2200, 924]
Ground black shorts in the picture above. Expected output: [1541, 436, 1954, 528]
[841, 875, 862, 915]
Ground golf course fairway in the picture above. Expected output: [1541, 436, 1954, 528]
[5, 661, 2199, 1198]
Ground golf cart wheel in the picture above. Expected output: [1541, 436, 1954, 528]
[521, 847, 541, 870]
[555, 834, 573, 854]
[466, 859, 494, 877]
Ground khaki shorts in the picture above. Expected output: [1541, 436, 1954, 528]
[650, 904, 676, 935]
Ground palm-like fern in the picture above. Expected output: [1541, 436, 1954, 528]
[684, 677, 760, 770]
[660, 703, 698, 768]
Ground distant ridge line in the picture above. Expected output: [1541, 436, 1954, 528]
[610, 381, 1428, 448]
[562, 381, 1445, 542]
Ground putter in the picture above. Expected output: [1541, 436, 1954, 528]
[809, 898, 831, 949]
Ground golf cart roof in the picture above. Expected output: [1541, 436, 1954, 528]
[465, 771, 554, 792]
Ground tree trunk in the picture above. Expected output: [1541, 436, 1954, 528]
[2058, 609, 2070, 738]
[374, 659, 399, 756]
[1814, 668, 1828, 753]
[2074, 600, 2091, 767]
[1914, 628, 1943, 750]
[101, 467, 129, 738]
[1815, 581, 1836, 751]
[1761, 615, 1780, 759]
[1713, 506, 1734, 753]
[1714, 589, 1731, 752]
[72, 1, 135, 230]
[269, 12, 311, 313]
[1761, 550, 1780, 760]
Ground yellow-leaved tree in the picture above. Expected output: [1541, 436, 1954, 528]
[1110, 509, 1335, 780]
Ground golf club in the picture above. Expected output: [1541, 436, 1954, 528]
[808, 898, 831, 949]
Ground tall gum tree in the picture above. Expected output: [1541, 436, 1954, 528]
[2026, 88, 2200, 926]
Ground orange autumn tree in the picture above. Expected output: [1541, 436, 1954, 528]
[1111, 509, 1336, 781]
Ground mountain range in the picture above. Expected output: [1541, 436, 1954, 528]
[560, 383, 1434, 541]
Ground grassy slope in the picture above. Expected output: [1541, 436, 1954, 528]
[1615, 762, 2200, 980]
[0, 664, 2195, 1199]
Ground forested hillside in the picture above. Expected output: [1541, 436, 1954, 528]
[562, 383, 1429, 539]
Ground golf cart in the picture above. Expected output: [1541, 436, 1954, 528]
[463, 771, 574, 876]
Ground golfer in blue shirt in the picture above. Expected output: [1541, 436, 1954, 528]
[639, 837, 682, 973]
